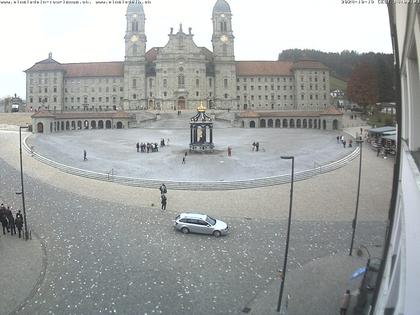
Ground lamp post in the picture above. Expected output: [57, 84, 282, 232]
[19, 125, 30, 240]
[277, 156, 294, 313]
[349, 139, 363, 255]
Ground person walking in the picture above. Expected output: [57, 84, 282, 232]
[340, 290, 351, 315]
[136, 142, 140, 152]
[6, 207, 15, 235]
[15, 211, 24, 238]
[83, 149, 87, 161]
[159, 183, 167, 195]
[182, 156, 186, 164]
[0, 204, 8, 235]
[161, 194, 167, 211]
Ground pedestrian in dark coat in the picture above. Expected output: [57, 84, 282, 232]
[161, 194, 167, 211]
[83, 149, 87, 161]
[340, 290, 351, 315]
[136, 142, 140, 152]
[0, 204, 8, 235]
[15, 211, 24, 238]
[6, 207, 15, 235]
[159, 183, 167, 195]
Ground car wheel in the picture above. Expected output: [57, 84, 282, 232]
[181, 227, 189, 234]
[213, 230, 221, 237]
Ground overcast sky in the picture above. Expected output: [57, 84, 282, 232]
[0, 0, 392, 99]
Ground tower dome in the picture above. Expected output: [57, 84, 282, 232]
[127, 2, 144, 14]
[212, 0, 231, 14]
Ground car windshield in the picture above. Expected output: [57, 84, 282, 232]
[206, 216, 216, 225]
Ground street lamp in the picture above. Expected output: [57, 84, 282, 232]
[19, 125, 30, 240]
[277, 156, 295, 313]
[349, 138, 364, 255]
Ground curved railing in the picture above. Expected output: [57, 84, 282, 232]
[23, 135, 359, 191]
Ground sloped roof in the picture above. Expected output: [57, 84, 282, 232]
[292, 60, 329, 70]
[238, 111, 324, 118]
[62, 62, 124, 77]
[31, 111, 56, 118]
[32, 111, 131, 119]
[320, 106, 342, 116]
[25, 58, 63, 72]
[236, 61, 294, 76]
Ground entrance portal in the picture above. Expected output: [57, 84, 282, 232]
[177, 97, 186, 110]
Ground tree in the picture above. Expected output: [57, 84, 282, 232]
[347, 62, 379, 111]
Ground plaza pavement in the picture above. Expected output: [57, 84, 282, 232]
[0, 121, 394, 314]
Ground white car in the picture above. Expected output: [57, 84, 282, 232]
[174, 213, 229, 237]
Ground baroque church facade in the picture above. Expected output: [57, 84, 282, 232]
[26, 0, 342, 131]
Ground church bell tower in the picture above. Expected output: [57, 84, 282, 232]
[124, 3, 147, 110]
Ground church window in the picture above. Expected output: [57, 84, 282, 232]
[164, 92, 167, 97]
[315, 77, 318, 82]
[236, 78, 240, 82]
[71, 97, 74, 103]
[209, 78, 212, 87]
[196, 78, 199, 88]
[163, 78, 167, 88]
[106, 97, 109, 102]
[209, 92, 212, 97]
[265, 95, 268, 100]
[92, 97, 95, 102]
[265, 86, 268, 91]
[284, 95, 287, 100]
[310, 95, 313, 100]
[224, 93, 228, 99]
[99, 97, 102, 102]
[224, 78, 228, 89]
[133, 79, 136, 88]
[113, 86, 116, 92]
[290, 95, 293, 99]
[149, 78, 153, 89]
[30, 97, 33, 103]
[120, 87, 123, 92]
[84, 96, 88, 103]
[251, 95, 254, 100]
[243, 85, 247, 91]
[301, 84, 304, 90]
[323, 94, 327, 99]
[65, 97, 68, 102]
[220, 21, 227, 32]
[54, 96, 57, 103]
[77, 97, 80, 103]
[277, 95, 281, 100]
[237, 86, 240, 91]
[258, 86, 261, 90]
[196, 91, 199, 97]
[251, 86, 254, 90]
[53, 86, 57, 93]
[44, 87, 48, 93]
[132, 44, 137, 55]
[149, 92, 153, 97]
[113, 96, 116, 103]
[301, 94, 304, 100]
[323, 77, 326, 82]
[38, 97, 42, 103]
[310, 85, 313, 90]
[258, 95, 262, 100]
[178, 75, 185, 88]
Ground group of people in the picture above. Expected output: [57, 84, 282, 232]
[0, 203, 24, 238]
[136, 138, 170, 153]
[159, 184, 167, 210]
[336, 135, 352, 148]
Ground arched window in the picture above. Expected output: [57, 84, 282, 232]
[296, 119, 301, 128]
[283, 119, 288, 128]
[132, 44, 137, 55]
[250, 121, 256, 128]
[178, 74, 185, 88]
[268, 119, 273, 128]
[290, 119, 295, 128]
[132, 21, 138, 32]
[260, 119, 266, 128]
[275, 119, 281, 128]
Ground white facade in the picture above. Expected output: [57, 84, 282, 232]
[24, 0, 330, 113]
[373, 4, 420, 315]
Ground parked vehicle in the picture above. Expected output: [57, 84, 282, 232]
[174, 213, 229, 237]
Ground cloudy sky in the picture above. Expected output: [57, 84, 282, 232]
[0, 0, 392, 99]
